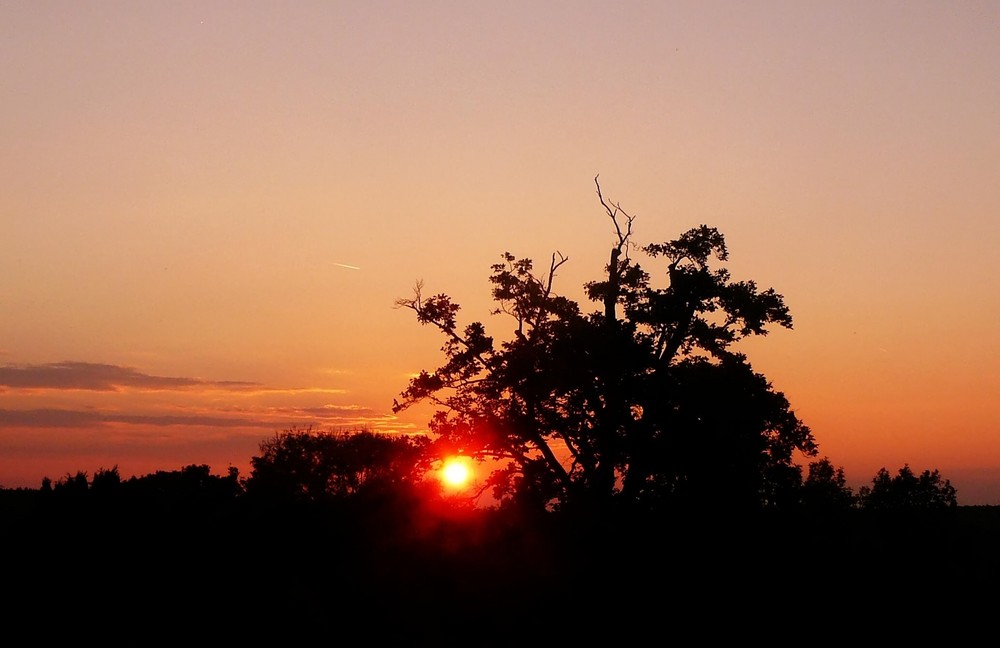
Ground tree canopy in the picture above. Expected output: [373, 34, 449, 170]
[858, 464, 958, 510]
[395, 179, 817, 512]
[244, 426, 431, 504]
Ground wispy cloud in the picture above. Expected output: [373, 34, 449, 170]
[0, 404, 401, 431]
[318, 367, 353, 376]
[0, 408, 103, 428]
[271, 404, 375, 416]
[0, 362, 260, 392]
[109, 413, 279, 428]
[235, 387, 348, 396]
[0, 408, 281, 429]
[0, 362, 403, 435]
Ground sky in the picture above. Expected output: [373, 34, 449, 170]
[2, 1, 998, 503]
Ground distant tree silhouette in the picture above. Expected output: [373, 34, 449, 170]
[244, 426, 432, 503]
[800, 457, 856, 510]
[33, 464, 242, 516]
[90, 465, 122, 494]
[858, 465, 957, 510]
[121, 464, 242, 509]
[394, 178, 817, 512]
[53, 470, 89, 498]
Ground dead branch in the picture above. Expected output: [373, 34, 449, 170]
[595, 174, 635, 257]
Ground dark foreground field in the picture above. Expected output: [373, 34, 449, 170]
[4, 493, 999, 644]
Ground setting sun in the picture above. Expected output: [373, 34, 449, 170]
[441, 458, 472, 488]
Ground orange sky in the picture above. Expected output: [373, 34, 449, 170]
[2, 2, 998, 503]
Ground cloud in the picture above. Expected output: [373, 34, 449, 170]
[0, 362, 260, 392]
[0, 408, 103, 428]
[318, 367, 353, 376]
[0, 403, 400, 431]
[0, 362, 400, 433]
[0, 408, 282, 429]
[108, 413, 278, 428]
[237, 387, 348, 396]
[272, 404, 376, 416]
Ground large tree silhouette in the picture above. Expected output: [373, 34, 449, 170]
[395, 179, 817, 512]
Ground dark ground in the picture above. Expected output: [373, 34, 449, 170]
[3, 493, 999, 644]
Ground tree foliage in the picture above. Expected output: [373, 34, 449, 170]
[244, 427, 432, 503]
[857, 465, 958, 510]
[394, 179, 817, 512]
[801, 457, 857, 511]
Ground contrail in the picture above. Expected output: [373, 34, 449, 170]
[332, 262, 361, 270]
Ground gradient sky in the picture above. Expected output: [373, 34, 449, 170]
[2, 1, 998, 503]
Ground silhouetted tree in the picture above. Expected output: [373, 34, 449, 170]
[124, 464, 242, 507]
[90, 465, 122, 495]
[394, 179, 817, 512]
[858, 465, 957, 510]
[800, 457, 856, 510]
[244, 427, 432, 503]
[53, 471, 89, 498]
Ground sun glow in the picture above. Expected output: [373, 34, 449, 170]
[441, 457, 472, 488]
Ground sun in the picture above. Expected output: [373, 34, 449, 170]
[440, 457, 472, 488]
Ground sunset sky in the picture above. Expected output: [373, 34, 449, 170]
[2, 2, 998, 503]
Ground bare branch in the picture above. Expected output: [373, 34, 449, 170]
[595, 175, 635, 254]
[393, 280, 425, 310]
[543, 251, 569, 296]
[595, 176, 637, 324]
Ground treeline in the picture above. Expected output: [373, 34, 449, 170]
[0, 427, 993, 642]
[0, 427, 959, 517]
